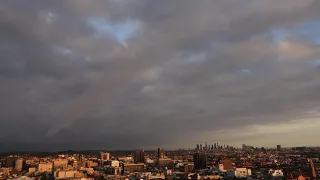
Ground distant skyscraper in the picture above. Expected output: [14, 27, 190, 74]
[135, 150, 145, 163]
[101, 152, 110, 161]
[199, 144, 203, 151]
[193, 153, 206, 170]
[196, 144, 200, 150]
[205, 142, 208, 150]
[157, 148, 165, 159]
[214, 143, 217, 149]
[276, 145, 281, 151]
[211, 145, 214, 150]
[242, 144, 247, 150]
[100, 152, 110, 167]
[157, 148, 161, 158]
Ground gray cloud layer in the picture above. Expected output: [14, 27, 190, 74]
[1, 0, 320, 151]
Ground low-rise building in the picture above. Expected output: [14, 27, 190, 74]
[38, 162, 53, 173]
[269, 169, 284, 177]
[0, 168, 10, 175]
[28, 167, 36, 173]
[123, 163, 145, 172]
[53, 159, 68, 170]
[158, 158, 172, 167]
[86, 160, 98, 168]
[54, 170, 84, 179]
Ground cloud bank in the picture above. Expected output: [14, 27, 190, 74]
[1, 0, 320, 151]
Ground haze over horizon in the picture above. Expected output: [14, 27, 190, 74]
[1, 0, 320, 151]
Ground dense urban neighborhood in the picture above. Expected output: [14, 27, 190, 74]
[1, 144, 320, 179]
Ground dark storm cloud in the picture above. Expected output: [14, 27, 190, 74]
[1, 0, 320, 150]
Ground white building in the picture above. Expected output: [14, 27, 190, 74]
[118, 156, 133, 163]
[269, 169, 284, 177]
[106, 160, 120, 167]
[235, 168, 252, 178]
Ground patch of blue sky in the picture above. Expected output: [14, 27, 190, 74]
[294, 20, 320, 45]
[271, 20, 320, 45]
[88, 17, 140, 46]
[271, 28, 287, 44]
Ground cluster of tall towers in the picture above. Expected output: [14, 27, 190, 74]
[196, 142, 231, 151]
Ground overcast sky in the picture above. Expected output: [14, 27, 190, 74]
[1, 0, 320, 151]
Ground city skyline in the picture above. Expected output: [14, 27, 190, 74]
[0, 142, 315, 153]
[1, 0, 320, 151]
[1, 145, 319, 179]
